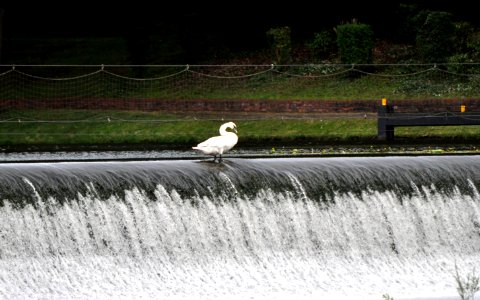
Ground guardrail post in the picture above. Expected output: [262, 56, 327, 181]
[378, 98, 394, 141]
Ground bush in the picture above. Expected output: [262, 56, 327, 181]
[416, 11, 456, 63]
[266, 26, 292, 64]
[336, 23, 374, 65]
[306, 30, 337, 60]
[454, 263, 480, 300]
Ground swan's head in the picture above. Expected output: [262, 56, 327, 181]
[228, 122, 237, 133]
[222, 121, 237, 133]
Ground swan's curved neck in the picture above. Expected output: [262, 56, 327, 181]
[220, 125, 232, 135]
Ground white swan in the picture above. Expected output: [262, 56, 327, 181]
[192, 122, 238, 162]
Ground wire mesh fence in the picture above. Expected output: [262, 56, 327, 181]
[1, 64, 480, 146]
[2, 63, 480, 104]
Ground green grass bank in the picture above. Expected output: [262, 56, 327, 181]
[2, 110, 480, 154]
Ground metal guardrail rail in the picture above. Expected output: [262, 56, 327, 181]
[377, 98, 480, 140]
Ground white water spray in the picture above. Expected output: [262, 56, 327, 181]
[1, 157, 480, 300]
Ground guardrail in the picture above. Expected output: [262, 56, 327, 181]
[377, 98, 480, 140]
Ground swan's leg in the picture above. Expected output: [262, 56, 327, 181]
[213, 155, 217, 162]
[218, 154, 223, 163]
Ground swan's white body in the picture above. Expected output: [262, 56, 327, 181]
[192, 122, 238, 162]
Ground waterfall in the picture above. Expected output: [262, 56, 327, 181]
[1, 156, 479, 299]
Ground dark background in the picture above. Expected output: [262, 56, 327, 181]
[1, 1, 479, 63]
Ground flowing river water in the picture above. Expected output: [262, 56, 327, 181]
[1, 154, 480, 299]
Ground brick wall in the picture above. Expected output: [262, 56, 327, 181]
[3, 98, 480, 113]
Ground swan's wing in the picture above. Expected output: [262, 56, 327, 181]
[192, 136, 224, 155]
[192, 145, 219, 155]
[195, 136, 224, 148]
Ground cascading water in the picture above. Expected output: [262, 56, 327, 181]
[1, 156, 480, 300]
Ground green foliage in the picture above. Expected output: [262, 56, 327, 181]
[453, 21, 476, 54]
[446, 53, 480, 74]
[468, 31, 480, 56]
[416, 11, 456, 63]
[336, 23, 374, 65]
[306, 30, 337, 60]
[454, 263, 480, 300]
[396, 3, 424, 43]
[392, 72, 480, 98]
[382, 294, 394, 300]
[266, 26, 292, 64]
